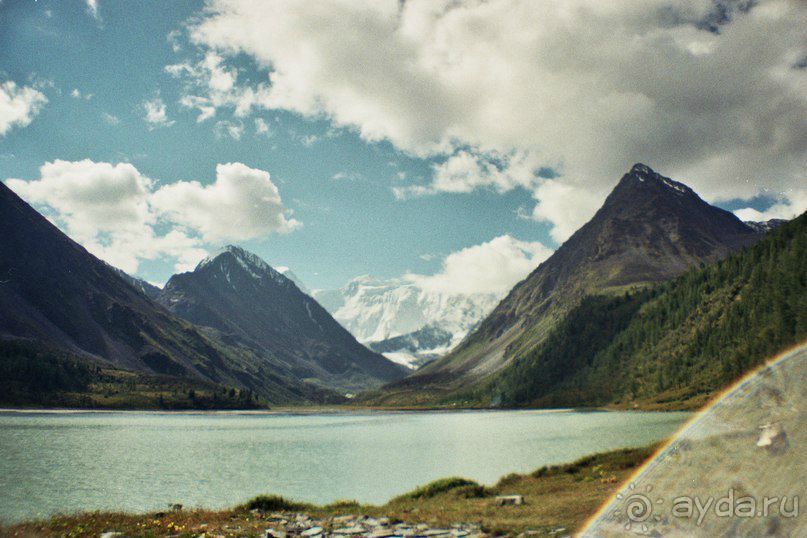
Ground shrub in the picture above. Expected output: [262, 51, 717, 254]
[324, 499, 362, 511]
[397, 477, 481, 500]
[242, 495, 311, 512]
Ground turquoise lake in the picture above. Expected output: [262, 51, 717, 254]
[0, 409, 689, 523]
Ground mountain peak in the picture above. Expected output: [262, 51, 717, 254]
[158, 252, 407, 392]
[629, 162, 654, 175]
[196, 245, 276, 274]
[614, 163, 695, 200]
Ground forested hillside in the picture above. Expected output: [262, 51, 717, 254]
[469, 211, 806, 409]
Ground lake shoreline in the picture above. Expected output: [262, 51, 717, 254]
[0, 406, 578, 415]
[0, 409, 688, 526]
[0, 403, 691, 415]
[0, 444, 658, 537]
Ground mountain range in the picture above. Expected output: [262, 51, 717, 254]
[312, 276, 499, 368]
[2, 162, 802, 411]
[370, 163, 774, 404]
[0, 181, 404, 407]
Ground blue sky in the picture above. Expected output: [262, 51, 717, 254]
[1, 0, 804, 291]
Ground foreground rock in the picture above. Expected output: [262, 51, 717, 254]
[255, 512, 485, 538]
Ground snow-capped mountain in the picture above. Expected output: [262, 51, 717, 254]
[743, 219, 787, 233]
[312, 276, 500, 368]
[367, 325, 454, 369]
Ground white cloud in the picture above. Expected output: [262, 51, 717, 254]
[530, 180, 605, 243]
[5, 160, 299, 273]
[70, 88, 93, 100]
[332, 171, 361, 182]
[4, 160, 177, 273]
[405, 235, 553, 295]
[0, 80, 47, 136]
[734, 189, 807, 222]
[214, 119, 243, 140]
[178, 0, 806, 242]
[143, 97, 174, 128]
[300, 134, 318, 147]
[150, 162, 300, 243]
[102, 112, 120, 125]
[254, 117, 271, 136]
[167, 29, 183, 53]
[85, 0, 100, 20]
[166, 51, 259, 122]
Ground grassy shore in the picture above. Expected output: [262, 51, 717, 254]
[0, 444, 657, 537]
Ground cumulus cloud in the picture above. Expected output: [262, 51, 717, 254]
[734, 189, 807, 222]
[5, 160, 181, 273]
[0, 80, 47, 136]
[531, 180, 605, 243]
[5, 160, 299, 273]
[176, 0, 806, 242]
[143, 97, 174, 128]
[404, 235, 553, 295]
[150, 162, 300, 243]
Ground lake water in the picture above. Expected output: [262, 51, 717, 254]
[0, 409, 688, 523]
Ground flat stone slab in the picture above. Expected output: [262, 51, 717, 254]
[495, 494, 524, 505]
[333, 526, 368, 535]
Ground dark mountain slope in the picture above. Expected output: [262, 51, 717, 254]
[0, 181, 335, 405]
[477, 210, 807, 409]
[108, 266, 162, 300]
[375, 164, 761, 403]
[157, 246, 406, 392]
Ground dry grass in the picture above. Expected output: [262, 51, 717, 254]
[0, 445, 656, 537]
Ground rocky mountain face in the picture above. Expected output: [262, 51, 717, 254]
[368, 325, 454, 369]
[312, 276, 499, 367]
[108, 265, 162, 300]
[157, 247, 406, 392]
[276, 267, 311, 296]
[375, 164, 763, 403]
[0, 182, 330, 404]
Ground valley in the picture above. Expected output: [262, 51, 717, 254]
[2, 164, 803, 413]
[3, 3, 804, 535]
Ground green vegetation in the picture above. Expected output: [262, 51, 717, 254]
[0, 342, 95, 404]
[0, 341, 270, 410]
[394, 477, 488, 501]
[476, 212, 806, 409]
[242, 495, 313, 513]
[1, 444, 657, 537]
